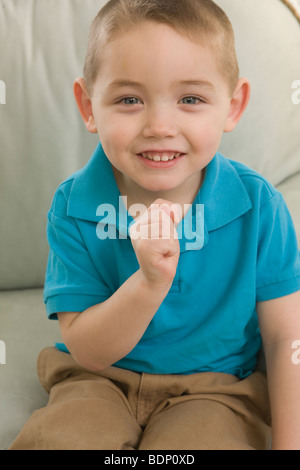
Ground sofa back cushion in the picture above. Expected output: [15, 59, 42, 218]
[0, 0, 299, 289]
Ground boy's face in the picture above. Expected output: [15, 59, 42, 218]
[80, 22, 248, 203]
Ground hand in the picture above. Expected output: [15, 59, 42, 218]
[130, 199, 181, 289]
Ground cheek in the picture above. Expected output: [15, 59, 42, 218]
[98, 124, 133, 166]
[187, 121, 218, 149]
[196, 113, 225, 142]
[99, 114, 136, 150]
[186, 119, 224, 160]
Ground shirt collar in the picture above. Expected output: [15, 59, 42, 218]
[67, 143, 252, 248]
[67, 143, 121, 223]
[200, 153, 252, 232]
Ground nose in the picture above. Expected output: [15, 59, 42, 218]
[142, 105, 178, 139]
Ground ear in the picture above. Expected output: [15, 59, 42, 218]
[73, 77, 98, 134]
[224, 78, 251, 133]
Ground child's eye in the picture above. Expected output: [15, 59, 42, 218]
[119, 97, 141, 105]
[180, 96, 203, 105]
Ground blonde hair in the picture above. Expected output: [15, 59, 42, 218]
[84, 0, 239, 95]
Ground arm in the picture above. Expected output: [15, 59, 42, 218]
[58, 200, 180, 372]
[257, 290, 300, 450]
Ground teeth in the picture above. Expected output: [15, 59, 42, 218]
[141, 152, 181, 162]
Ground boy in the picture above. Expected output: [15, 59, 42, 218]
[10, 0, 300, 450]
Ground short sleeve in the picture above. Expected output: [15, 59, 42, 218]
[256, 192, 300, 302]
[43, 184, 112, 319]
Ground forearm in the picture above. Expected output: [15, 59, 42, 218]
[265, 340, 300, 450]
[59, 269, 170, 371]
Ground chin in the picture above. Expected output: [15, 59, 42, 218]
[142, 182, 177, 194]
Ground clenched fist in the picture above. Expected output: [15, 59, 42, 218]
[130, 199, 181, 289]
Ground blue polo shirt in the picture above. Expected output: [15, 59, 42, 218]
[44, 143, 300, 378]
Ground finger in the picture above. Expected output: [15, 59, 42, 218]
[152, 200, 181, 226]
[152, 238, 180, 259]
[149, 207, 178, 239]
[130, 214, 178, 240]
[130, 200, 180, 240]
[131, 219, 177, 240]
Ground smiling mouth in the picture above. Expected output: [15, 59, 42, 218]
[139, 151, 183, 162]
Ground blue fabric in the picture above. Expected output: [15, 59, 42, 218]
[44, 143, 300, 378]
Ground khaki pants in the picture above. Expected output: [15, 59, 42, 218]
[9, 347, 271, 450]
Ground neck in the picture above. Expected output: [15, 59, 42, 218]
[113, 168, 205, 219]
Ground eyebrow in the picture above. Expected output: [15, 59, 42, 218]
[175, 80, 216, 91]
[106, 78, 215, 92]
[106, 80, 146, 90]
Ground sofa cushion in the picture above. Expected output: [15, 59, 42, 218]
[217, 0, 300, 187]
[0, 288, 60, 449]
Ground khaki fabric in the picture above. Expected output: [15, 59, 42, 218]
[9, 348, 271, 450]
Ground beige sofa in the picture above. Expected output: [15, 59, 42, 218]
[0, 0, 299, 450]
